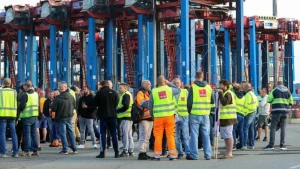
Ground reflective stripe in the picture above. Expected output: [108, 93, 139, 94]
[272, 108, 290, 111]
[169, 150, 177, 153]
[192, 108, 211, 111]
[272, 98, 290, 105]
[0, 107, 18, 110]
[153, 108, 175, 113]
[221, 112, 236, 115]
[155, 103, 174, 108]
[193, 102, 211, 104]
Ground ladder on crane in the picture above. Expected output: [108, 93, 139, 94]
[80, 32, 87, 88]
[163, 23, 177, 80]
[41, 36, 50, 88]
[118, 20, 135, 87]
[6, 41, 16, 88]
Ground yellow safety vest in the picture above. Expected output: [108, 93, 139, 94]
[117, 91, 133, 118]
[234, 93, 246, 116]
[190, 84, 213, 116]
[174, 89, 188, 117]
[20, 92, 39, 119]
[152, 85, 175, 118]
[0, 88, 17, 118]
[244, 91, 258, 115]
[220, 90, 237, 119]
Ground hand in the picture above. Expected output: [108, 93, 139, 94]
[216, 89, 223, 93]
[82, 104, 88, 108]
[165, 80, 169, 84]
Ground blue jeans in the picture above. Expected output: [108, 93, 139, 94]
[21, 117, 38, 153]
[175, 116, 190, 155]
[0, 119, 18, 155]
[46, 117, 53, 141]
[52, 121, 61, 140]
[243, 112, 256, 147]
[58, 119, 77, 152]
[189, 115, 211, 159]
[233, 114, 245, 146]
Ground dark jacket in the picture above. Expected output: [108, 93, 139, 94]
[116, 92, 131, 120]
[43, 98, 53, 117]
[52, 91, 75, 121]
[234, 91, 244, 115]
[19, 89, 39, 118]
[218, 89, 238, 126]
[94, 86, 119, 119]
[268, 85, 293, 114]
[187, 80, 214, 113]
[78, 93, 95, 119]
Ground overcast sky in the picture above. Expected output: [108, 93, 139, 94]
[0, 0, 299, 82]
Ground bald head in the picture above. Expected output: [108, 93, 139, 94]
[3, 78, 11, 87]
[243, 83, 252, 91]
[157, 75, 166, 87]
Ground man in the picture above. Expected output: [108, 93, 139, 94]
[38, 90, 47, 144]
[49, 89, 62, 147]
[173, 78, 190, 159]
[256, 88, 270, 141]
[16, 85, 25, 152]
[68, 87, 80, 141]
[77, 86, 97, 149]
[264, 81, 293, 150]
[117, 83, 134, 157]
[232, 84, 246, 150]
[149, 75, 180, 161]
[136, 80, 153, 160]
[243, 83, 258, 149]
[43, 91, 54, 145]
[217, 80, 237, 159]
[187, 71, 213, 160]
[94, 80, 119, 158]
[19, 81, 39, 156]
[0, 78, 18, 158]
[52, 81, 77, 155]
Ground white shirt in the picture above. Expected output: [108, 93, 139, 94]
[258, 95, 270, 115]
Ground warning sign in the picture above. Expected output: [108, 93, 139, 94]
[199, 89, 207, 97]
[158, 91, 167, 99]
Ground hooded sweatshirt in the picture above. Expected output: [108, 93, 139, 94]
[52, 91, 76, 121]
[187, 80, 214, 114]
[267, 85, 293, 114]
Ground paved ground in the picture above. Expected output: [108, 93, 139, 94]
[1, 123, 300, 169]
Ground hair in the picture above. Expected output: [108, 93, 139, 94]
[184, 85, 191, 90]
[58, 81, 67, 91]
[195, 70, 204, 79]
[233, 84, 241, 92]
[157, 75, 165, 86]
[277, 81, 283, 86]
[3, 78, 11, 86]
[172, 78, 181, 84]
[141, 80, 150, 88]
[119, 83, 129, 90]
[219, 79, 229, 89]
[84, 86, 91, 91]
[24, 80, 33, 88]
[241, 81, 247, 84]
[101, 80, 109, 86]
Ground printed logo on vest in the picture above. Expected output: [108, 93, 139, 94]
[199, 89, 207, 97]
[181, 97, 185, 101]
[158, 91, 167, 99]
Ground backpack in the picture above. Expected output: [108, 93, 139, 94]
[131, 101, 144, 124]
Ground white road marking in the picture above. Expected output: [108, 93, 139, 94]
[289, 165, 300, 169]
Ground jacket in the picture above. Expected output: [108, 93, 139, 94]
[136, 88, 152, 121]
[234, 91, 245, 114]
[116, 92, 131, 120]
[78, 93, 96, 119]
[19, 89, 40, 118]
[218, 90, 238, 127]
[43, 98, 54, 117]
[187, 80, 214, 113]
[52, 91, 76, 121]
[267, 85, 293, 114]
[94, 86, 119, 119]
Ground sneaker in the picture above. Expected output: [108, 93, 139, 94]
[248, 146, 255, 150]
[0, 154, 7, 158]
[40, 140, 46, 144]
[32, 152, 40, 156]
[205, 157, 211, 160]
[241, 146, 247, 150]
[233, 146, 237, 151]
[138, 153, 148, 160]
[21, 152, 31, 157]
[72, 150, 78, 154]
[150, 157, 160, 161]
[93, 144, 98, 149]
[115, 151, 119, 158]
[169, 157, 177, 161]
[96, 152, 105, 158]
[263, 145, 274, 150]
[280, 144, 287, 150]
[160, 151, 167, 157]
[119, 151, 129, 157]
[186, 154, 197, 160]
[59, 151, 68, 155]
[107, 146, 112, 149]
[255, 136, 260, 141]
[199, 148, 203, 151]
[129, 152, 135, 157]
[12, 154, 18, 158]
[146, 154, 151, 159]
[76, 145, 84, 149]
[263, 137, 268, 142]
[177, 153, 184, 159]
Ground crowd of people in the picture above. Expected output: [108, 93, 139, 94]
[0, 70, 294, 160]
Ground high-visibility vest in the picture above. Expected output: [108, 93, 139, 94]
[190, 84, 213, 116]
[20, 92, 39, 119]
[0, 88, 17, 118]
[220, 90, 237, 119]
[244, 91, 258, 115]
[152, 85, 175, 118]
[234, 93, 246, 116]
[69, 89, 76, 101]
[174, 89, 189, 117]
[117, 91, 133, 118]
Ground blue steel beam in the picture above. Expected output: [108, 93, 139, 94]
[210, 23, 217, 85]
[249, 20, 257, 94]
[180, 0, 190, 84]
[148, 16, 155, 85]
[224, 28, 231, 81]
[105, 19, 114, 81]
[18, 30, 26, 84]
[32, 36, 38, 87]
[137, 14, 147, 87]
[261, 41, 269, 89]
[58, 37, 63, 82]
[26, 34, 32, 81]
[87, 18, 98, 90]
[231, 50, 236, 82]
[236, 0, 245, 82]
[63, 20, 70, 85]
[190, 19, 196, 82]
[50, 25, 57, 89]
[287, 35, 295, 94]
[203, 20, 210, 77]
[256, 43, 262, 90]
[176, 28, 181, 76]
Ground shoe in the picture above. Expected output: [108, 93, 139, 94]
[40, 140, 46, 144]
[241, 146, 247, 150]
[198, 147, 203, 150]
[115, 151, 119, 158]
[263, 137, 268, 142]
[146, 154, 151, 159]
[248, 146, 255, 150]
[107, 146, 112, 149]
[12, 154, 18, 158]
[263, 145, 274, 150]
[161, 151, 167, 157]
[186, 154, 197, 160]
[150, 157, 160, 161]
[169, 157, 176, 161]
[21, 152, 31, 157]
[177, 153, 184, 159]
[205, 157, 211, 160]
[119, 151, 129, 157]
[138, 153, 148, 160]
[77, 145, 84, 149]
[32, 152, 39, 156]
[59, 151, 68, 155]
[38, 147, 42, 151]
[255, 136, 260, 141]
[96, 152, 105, 158]
[129, 152, 135, 157]
[72, 150, 78, 154]
[93, 144, 98, 149]
[280, 144, 287, 150]
[76, 137, 80, 143]
[233, 146, 236, 151]
[0, 154, 7, 158]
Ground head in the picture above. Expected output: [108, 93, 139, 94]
[241, 81, 247, 90]
[172, 78, 181, 88]
[157, 75, 166, 87]
[53, 89, 60, 97]
[219, 79, 229, 91]
[83, 86, 91, 96]
[195, 70, 204, 81]
[119, 83, 128, 94]
[49, 91, 55, 100]
[97, 81, 102, 91]
[184, 85, 191, 90]
[58, 81, 68, 93]
[23, 81, 33, 92]
[3, 78, 11, 87]
[108, 80, 113, 89]
[233, 83, 242, 92]
[39, 90, 45, 98]
[260, 88, 268, 97]
[101, 80, 109, 87]
[243, 83, 252, 91]
[19, 85, 24, 93]
[141, 80, 151, 91]
[277, 81, 284, 86]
